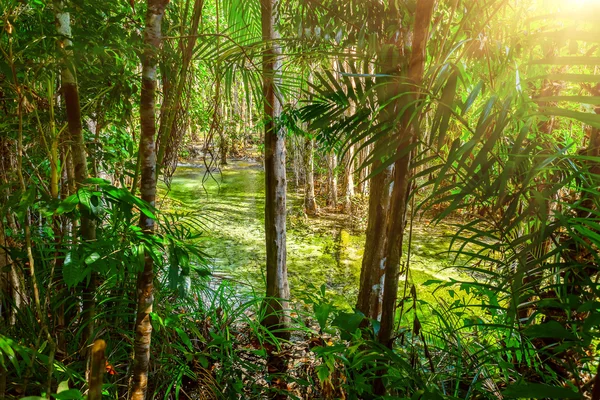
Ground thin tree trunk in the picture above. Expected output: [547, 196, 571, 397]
[327, 152, 338, 207]
[356, 142, 369, 194]
[88, 340, 106, 400]
[261, 0, 289, 338]
[219, 103, 228, 166]
[131, 1, 169, 399]
[343, 144, 355, 213]
[55, 0, 97, 355]
[0, 223, 22, 326]
[304, 138, 318, 215]
[378, 0, 434, 347]
[0, 136, 23, 325]
[343, 56, 356, 212]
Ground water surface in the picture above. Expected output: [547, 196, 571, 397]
[162, 160, 467, 310]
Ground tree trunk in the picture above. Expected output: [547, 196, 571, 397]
[55, 0, 97, 355]
[88, 340, 106, 400]
[343, 144, 355, 213]
[327, 152, 338, 207]
[356, 159, 392, 320]
[131, 1, 169, 399]
[355, 42, 400, 323]
[0, 222, 23, 326]
[219, 103, 228, 166]
[0, 137, 23, 326]
[356, 143, 369, 194]
[260, 0, 289, 338]
[378, 0, 434, 347]
[304, 138, 318, 215]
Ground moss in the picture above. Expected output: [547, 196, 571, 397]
[162, 161, 475, 316]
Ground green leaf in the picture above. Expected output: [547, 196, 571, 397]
[523, 320, 577, 340]
[530, 56, 600, 65]
[56, 194, 79, 215]
[332, 311, 364, 340]
[0, 336, 19, 374]
[57, 380, 69, 393]
[502, 383, 581, 399]
[534, 96, 600, 105]
[175, 327, 193, 351]
[313, 302, 333, 330]
[316, 364, 330, 383]
[538, 107, 600, 128]
[84, 252, 100, 265]
[77, 189, 93, 210]
[63, 252, 90, 289]
[528, 74, 600, 83]
[52, 389, 84, 399]
[82, 178, 110, 185]
[462, 81, 483, 116]
[423, 279, 443, 286]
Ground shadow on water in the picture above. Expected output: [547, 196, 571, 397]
[160, 159, 470, 310]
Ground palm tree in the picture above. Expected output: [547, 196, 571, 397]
[131, 0, 169, 398]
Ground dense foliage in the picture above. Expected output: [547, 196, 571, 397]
[1, 0, 600, 399]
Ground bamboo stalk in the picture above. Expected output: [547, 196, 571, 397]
[88, 340, 106, 400]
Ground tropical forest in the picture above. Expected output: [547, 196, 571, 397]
[1, 0, 600, 398]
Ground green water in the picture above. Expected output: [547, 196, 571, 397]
[161, 160, 467, 309]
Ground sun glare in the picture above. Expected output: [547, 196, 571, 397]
[570, 0, 600, 7]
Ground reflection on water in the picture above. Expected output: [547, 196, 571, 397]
[161, 160, 465, 309]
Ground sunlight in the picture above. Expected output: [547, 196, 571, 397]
[566, 0, 600, 9]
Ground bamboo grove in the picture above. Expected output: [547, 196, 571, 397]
[1, 0, 600, 398]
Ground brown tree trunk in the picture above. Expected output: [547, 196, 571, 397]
[131, 1, 169, 399]
[356, 159, 392, 320]
[356, 143, 369, 195]
[0, 136, 23, 325]
[260, 0, 289, 338]
[355, 41, 400, 323]
[155, 0, 202, 167]
[88, 340, 106, 400]
[378, 0, 434, 347]
[55, 0, 97, 355]
[0, 222, 23, 326]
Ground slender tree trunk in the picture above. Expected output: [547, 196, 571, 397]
[304, 138, 318, 215]
[131, 1, 169, 399]
[343, 145, 355, 213]
[219, 103, 228, 166]
[378, 0, 434, 347]
[356, 143, 369, 194]
[260, 0, 289, 338]
[343, 57, 356, 212]
[55, 1, 97, 356]
[327, 152, 338, 207]
[0, 137, 23, 326]
[0, 223, 22, 326]
[156, 0, 202, 168]
[88, 340, 106, 400]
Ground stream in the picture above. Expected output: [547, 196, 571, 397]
[160, 159, 465, 309]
